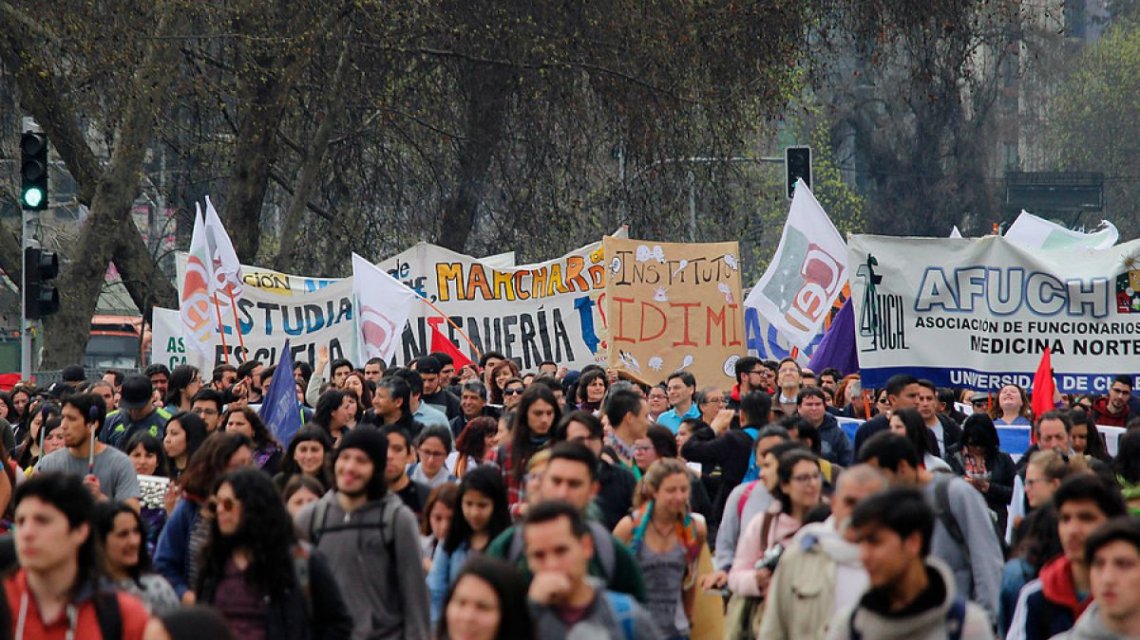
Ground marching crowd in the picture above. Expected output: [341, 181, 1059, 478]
[0, 351, 1139, 639]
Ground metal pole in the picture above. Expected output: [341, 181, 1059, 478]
[19, 209, 30, 379]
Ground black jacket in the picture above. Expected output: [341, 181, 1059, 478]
[947, 446, 1017, 535]
[681, 426, 755, 526]
[199, 545, 354, 640]
[595, 461, 637, 531]
[853, 414, 890, 456]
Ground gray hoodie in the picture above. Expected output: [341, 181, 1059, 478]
[923, 474, 1004, 619]
[295, 492, 431, 640]
[1053, 603, 1134, 640]
[826, 558, 994, 640]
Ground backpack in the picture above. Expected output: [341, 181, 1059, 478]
[507, 520, 616, 580]
[93, 591, 122, 640]
[736, 481, 760, 520]
[604, 590, 636, 640]
[849, 594, 966, 640]
[308, 495, 403, 587]
[740, 428, 761, 482]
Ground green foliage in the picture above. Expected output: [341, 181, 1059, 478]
[1049, 21, 1140, 237]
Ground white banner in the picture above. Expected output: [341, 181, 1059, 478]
[1005, 211, 1118, 251]
[850, 234, 1140, 393]
[175, 254, 357, 367]
[152, 307, 198, 370]
[745, 180, 848, 350]
[352, 253, 420, 365]
[377, 235, 622, 370]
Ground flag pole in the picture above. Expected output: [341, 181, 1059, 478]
[226, 289, 248, 358]
[212, 292, 230, 364]
[416, 297, 482, 359]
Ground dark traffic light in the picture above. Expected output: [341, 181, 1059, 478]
[785, 146, 811, 199]
[24, 247, 59, 318]
[20, 132, 48, 210]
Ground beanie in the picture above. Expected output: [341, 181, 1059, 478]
[336, 427, 389, 499]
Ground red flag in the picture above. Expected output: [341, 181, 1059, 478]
[430, 321, 474, 370]
[1030, 347, 1055, 445]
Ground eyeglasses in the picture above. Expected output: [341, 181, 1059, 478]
[418, 449, 447, 460]
[702, 397, 725, 404]
[791, 472, 822, 484]
[632, 444, 654, 453]
[504, 388, 525, 396]
[207, 496, 238, 514]
[192, 407, 219, 416]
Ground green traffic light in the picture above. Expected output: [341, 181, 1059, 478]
[22, 188, 44, 209]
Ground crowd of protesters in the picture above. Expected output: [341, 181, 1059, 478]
[0, 354, 1138, 639]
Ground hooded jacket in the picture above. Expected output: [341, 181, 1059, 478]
[759, 518, 868, 640]
[826, 558, 994, 640]
[295, 492, 430, 640]
[1010, 555, 1092, 640]
[1056, 602, 1126, 640]
[816, 413, 854, 466]
[1090, 397, 1129, 428]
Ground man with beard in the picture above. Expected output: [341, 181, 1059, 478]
[295, 428, 430, 640]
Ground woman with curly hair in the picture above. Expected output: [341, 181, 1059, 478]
[488, 360, 521, 405]
[222, 405, 283, 474]
[93, 501, 180, 614]
[310, 389, 358, 446]
[196, 468, 353, 639]
[574, 368, 609, 414]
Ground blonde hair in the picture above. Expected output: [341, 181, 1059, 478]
[634, 457, 691, 509]
[1027, 448, 1087, 481]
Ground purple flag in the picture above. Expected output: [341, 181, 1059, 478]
[260, 339, 303, 446]
[808, 298, 858, 376]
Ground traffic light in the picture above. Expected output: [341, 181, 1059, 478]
[785, 145, 812, 199]
[20, 132, 48, 210]
[24, 247, 59, 319]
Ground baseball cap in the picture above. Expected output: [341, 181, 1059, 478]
[119, 375, 154, 411]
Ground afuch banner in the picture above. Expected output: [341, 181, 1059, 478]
[849, 235, 1140, 393]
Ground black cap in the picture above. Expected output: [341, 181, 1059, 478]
[45, 381, 70, 399]
[61, 365, 86, 383]
[119, 374, 153, 411]
[415, 355, 442, 374]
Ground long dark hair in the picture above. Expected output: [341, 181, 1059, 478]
[774, 449, 820, 516]
[961, 412, 1002, 460]
[93, 501, 153, 584]
[197, 469, 296, 599]
[437, 556, 534, 640]
[125, 432, 171, 478]
[443, 465, 510, 553]
[508, 385, 561, 482]
[278, 426, 334, 488]
[892, 408, 938, 461]
[165, 365, 200, 409]
[1070, 410, 1110, 462]
[312, 389, 352, 433]
[166, 411, 210, 465]
[180, 432, 254, 500]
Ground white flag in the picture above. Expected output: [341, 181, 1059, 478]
[745, 180, 848, 350]
[352, 253, 421, 364]
[202, 196, 244, 300]
[1005, 210, 1118, 251]
[179, 206, 217, 357]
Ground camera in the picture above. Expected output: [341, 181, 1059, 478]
[754, 543, 784, 572]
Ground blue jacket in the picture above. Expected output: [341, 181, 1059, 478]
[817, 413, 854, 467]
[427, 541, 472, 623]
[153, 498, 200, 598]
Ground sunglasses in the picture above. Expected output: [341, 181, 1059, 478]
[503, 388, 525, 396]
[207, 496, 239, 514]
